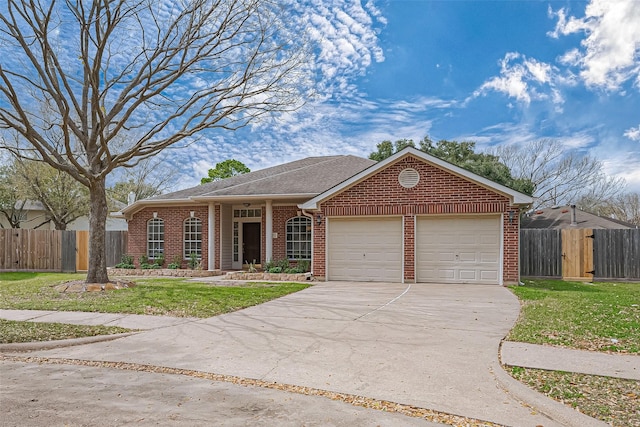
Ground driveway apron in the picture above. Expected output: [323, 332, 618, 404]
[22, 282, 596, 426]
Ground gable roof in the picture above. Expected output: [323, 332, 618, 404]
[521, 205, 637, 229]
[299, 147, 534, 210]
[121, 155, 375, 216]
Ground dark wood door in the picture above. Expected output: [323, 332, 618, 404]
[242, 222, 261, 265]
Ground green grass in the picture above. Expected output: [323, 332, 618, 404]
[0, 272, 310, 318]
[508, 279, 640, 354]
[0, 319, 131, 343]
[510, 367, 639, 427]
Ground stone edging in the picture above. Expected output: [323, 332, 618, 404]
[223, 272, 312, 281]
[108, 268, 221, 277]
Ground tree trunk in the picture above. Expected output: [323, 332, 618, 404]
[86, 178, 109, 283]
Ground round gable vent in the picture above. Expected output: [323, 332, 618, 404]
[398, 168, 420, 188]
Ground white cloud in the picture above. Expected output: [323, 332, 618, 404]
[297, 0, 386, 99]
[473, 53, 563, 106]
[549, 0, 640, 91]
[624, 124, 640, 141]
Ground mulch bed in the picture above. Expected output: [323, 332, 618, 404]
[53, 280, 136, 293]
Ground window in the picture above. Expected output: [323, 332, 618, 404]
[147, 218, 164, 259]
[184, 217, 202, 259]
[286, 216, 311, 260]
[233, 208, 262, 218]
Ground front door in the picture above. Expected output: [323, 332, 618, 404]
[243, 222, 261, 265]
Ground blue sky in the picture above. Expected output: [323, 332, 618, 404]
[174, 0, 640, 195]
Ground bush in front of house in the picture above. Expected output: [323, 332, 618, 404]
[139, 255, 163, 269]
[264, 259, 310, 274]
[115, 254, 135, 269]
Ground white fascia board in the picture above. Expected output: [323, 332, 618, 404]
[120, 198, 197, 218]
[299, 147, 533, 210]
[123, 193, 318, 219]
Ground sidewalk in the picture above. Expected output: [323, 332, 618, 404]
[501, 341, 640, 381]
[0, 309, 199, 331]
[2, 308, 638, 381]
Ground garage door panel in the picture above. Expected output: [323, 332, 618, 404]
[458, 252, 477, 262]
[438, 269, 455, 280]
[480, 251, 499, 263]
[417, 216, 501, 285]
[459, 270, 478, 281]
[328, 218, 402, 282]
[480, 270, 499, 281]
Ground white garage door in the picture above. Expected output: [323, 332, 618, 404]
[327, 217, 402, 282]
[416, 216, 501, 284]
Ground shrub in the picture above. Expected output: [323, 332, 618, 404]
[267, 266, 282, 273]
[154, 254, 165, 268]
[167, 255, 181, 269]
[188, 252, 201, 270]
[298, 260, 310, 273]
[115, 254, 135, 269]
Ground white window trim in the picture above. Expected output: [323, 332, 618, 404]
[286, 216, 312, 261]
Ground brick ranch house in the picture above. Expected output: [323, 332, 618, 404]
[121, 147, 533, 285]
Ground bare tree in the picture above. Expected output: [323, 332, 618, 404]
[494, 140, 625, 209]
[0, 0, 309, 282]
[577, 192, 640, 226]
[107, 157, 179, 207]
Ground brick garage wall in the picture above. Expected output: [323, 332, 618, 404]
[314, 155, 520, 283]
[127, 206, 209, 269]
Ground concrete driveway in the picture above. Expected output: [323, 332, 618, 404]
[11, 281, 602, 426]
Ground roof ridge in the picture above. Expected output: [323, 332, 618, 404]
[200, 156, 349, 196]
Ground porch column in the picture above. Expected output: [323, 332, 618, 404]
[208, 202, 215, 271]
[265, 199, 273, 262]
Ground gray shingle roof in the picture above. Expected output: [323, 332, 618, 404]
[521, 205, 637, 229]
[150, 155, 377, 201]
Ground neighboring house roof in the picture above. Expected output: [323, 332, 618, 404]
[13, 200, 47, 211]
[299, 147, 534, 210]
[122, 155, 376, 216]
[521, 205, 637, 229]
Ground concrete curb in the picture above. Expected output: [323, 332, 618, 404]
[494, 342, 608, 427]
[0, 332, 139, 353]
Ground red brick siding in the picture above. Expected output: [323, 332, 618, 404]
[315, 156, 520, 283]
[271, 206, 304, 262]
[127, 206, 209, 269]
[503, 207, 520, 283]
[404, 216, 415, 281]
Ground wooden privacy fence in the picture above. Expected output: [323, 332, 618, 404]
[0, 229, 127, 273]
[520, 228, 640, 281]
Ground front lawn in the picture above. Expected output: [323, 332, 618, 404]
[0, 272, 310, 318]
[0, 319, 130, 343]
[508, 279, 639, 354]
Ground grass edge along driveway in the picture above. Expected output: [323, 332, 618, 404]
[506, 278, 640, 427]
